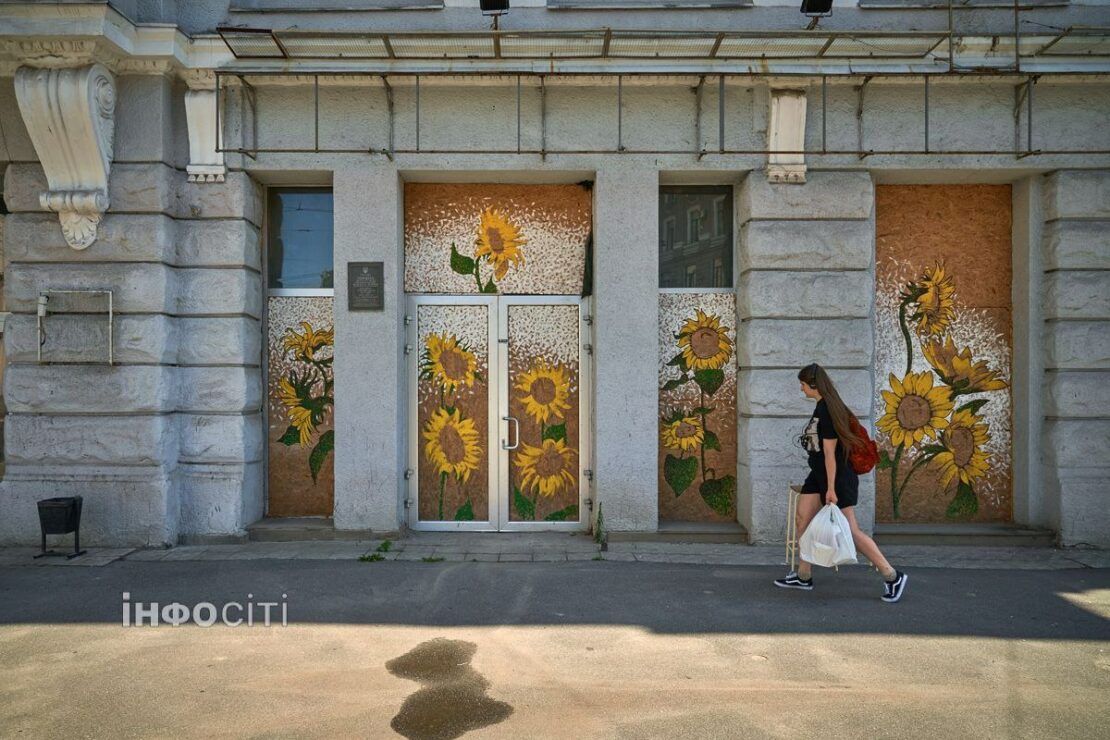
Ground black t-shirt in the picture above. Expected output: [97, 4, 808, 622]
[801, 399, 858, 494]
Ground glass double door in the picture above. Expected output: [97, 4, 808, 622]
[406, 296, 589, 531]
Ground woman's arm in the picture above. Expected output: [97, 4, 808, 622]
[823, 437, 839, 505]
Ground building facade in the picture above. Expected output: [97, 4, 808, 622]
[0, 0, 1108, 547]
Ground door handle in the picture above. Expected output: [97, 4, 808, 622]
[502, 415, 520, 450]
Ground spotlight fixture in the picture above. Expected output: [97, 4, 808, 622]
[800, 0, 833, 17]
[480, 0, 510, 16]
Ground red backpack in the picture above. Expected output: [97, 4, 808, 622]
[847, 417, 880, 475]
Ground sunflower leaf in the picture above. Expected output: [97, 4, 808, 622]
[876, 450, 893, 470]
[702, 430, 721, 451]
[699, 475, 736, 516]
[661, 376, 690, 392]
[513, 486, 535, 521]
[664, 454, 698, 497]
[543, 423, 567, 444]
[543, 505, 579, 522]
[956, 399, 989, 417]
[454, 500, 475, 521]
[693, 369, 725, 396]
[480, 277, 498, 294]
[278, 425, 301, 446]
[692, 406, 714, 416]
[449, 244, 475, 275]
[921, 444, 947, 456]
[666, 353, 688, 370]
[308, 429, 335, 484]
[945, 480, 979, 518]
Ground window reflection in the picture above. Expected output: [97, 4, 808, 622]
[267, 189, 334, 290]
[659, 186, 733, 289]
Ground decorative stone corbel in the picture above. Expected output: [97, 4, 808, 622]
[767, 88, 808, 184]
[14, 63, 115, 250]
[184, 72, 226, 183]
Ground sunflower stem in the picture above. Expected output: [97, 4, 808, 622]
[898, 298, 915, 376]
[699, 390, 708, 481]
[438, 472, 447, 521]
[473, 259, 485, 292]
[897, 453, 933, 506]
[889, 444, 905, 519]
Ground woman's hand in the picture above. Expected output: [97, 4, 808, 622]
[826, 489, 838, 505]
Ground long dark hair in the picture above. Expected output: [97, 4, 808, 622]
[798, 363, 864, 452]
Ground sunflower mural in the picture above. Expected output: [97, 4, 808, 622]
[874, 185, 1014, 522]
[417, 306, 491, 522]
[658, 294, 738, 522]
[403, 184, 593, 295]
[508, 304, 581, 522]
[267, 297, 336, 517]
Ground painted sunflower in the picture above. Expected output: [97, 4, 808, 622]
[422, 408, 482, 481]
[515, 438, 577, 498]
[660, 416, 705, 454]
[877, 372, 954, 448]
[515, 359, 572, 425]
[422, 333, 479, 395]
[677, 310, 733, 371]
[931, 409, 991, 489]
[907, 264, 956, 337]
[921, 336, 1008, 394]
[278, 377, 314, 446]
[474, 207, 527, 280]
[283, 321, 334, 363]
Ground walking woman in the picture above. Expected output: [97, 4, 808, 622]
[775, 363, 908, 603]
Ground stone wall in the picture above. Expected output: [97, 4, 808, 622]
[0, 74, 264, 547]
[736, 171, 876, 543]
[1041, 170, 1110, 548]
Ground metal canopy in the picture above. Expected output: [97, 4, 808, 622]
[217, 26, 1110, 66]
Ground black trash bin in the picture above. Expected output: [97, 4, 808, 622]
[35, 496, 86, 559]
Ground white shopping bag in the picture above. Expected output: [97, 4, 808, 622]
[799, 504, 857, 568]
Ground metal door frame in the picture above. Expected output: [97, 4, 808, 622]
[405, 294, 590, 532]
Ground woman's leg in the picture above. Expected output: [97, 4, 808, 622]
[794, 493, 822, 580]
[841, 507, 896, 579]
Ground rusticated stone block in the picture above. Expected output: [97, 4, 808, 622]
[1043, 170, 1110, 221]
[739, 271, 871, 319]
[738, 171, 873, 223]
[4, 313, 177, 365]
[177, 268, 262, 318]
[177, 317, 262, 366]
[740, 220, 873, 271]
[1044, 371, 1110, 418]
[7, 262, 174, 314]
[737, 319, 873, 367]
[4, 212, 175, 264]
[4, 365, 176, 413]
[4, 414, 175, 466]
[1042, 271, 1110, 320]
[177, 219, 262, 270]
[1044, 321, 1110, 369]
[178, 413, 264, 464]
[1043, 221, 1110, 270]
[738, 368, 872, 416]
[176, 367, 263, 413]
[177, 461, 264, 541]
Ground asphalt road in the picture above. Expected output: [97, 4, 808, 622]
[2, 560, 1108, 739]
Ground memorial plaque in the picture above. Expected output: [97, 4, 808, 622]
[348, 262, 384, 311]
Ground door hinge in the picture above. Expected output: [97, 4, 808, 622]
[583, 343, 593, 356]
[404, 314, 413, 325]
[404, 498, 413, 509]
[404, 343, 413, 356]
[583, 314, 593, 325]
[585, 469, 594, 482]
[404, 468, 414, 480]
[585, 497, 594, 511]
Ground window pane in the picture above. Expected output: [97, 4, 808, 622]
[659, 185, 733, 289]
[267, 189, 334, 290]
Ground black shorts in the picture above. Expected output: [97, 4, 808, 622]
[800, 471, 859, 509]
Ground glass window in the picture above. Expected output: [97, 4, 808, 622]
[267, 188, 334, 290]
[659, 185, 733, 289]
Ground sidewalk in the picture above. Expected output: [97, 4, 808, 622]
[2, 532, 1107, 569]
